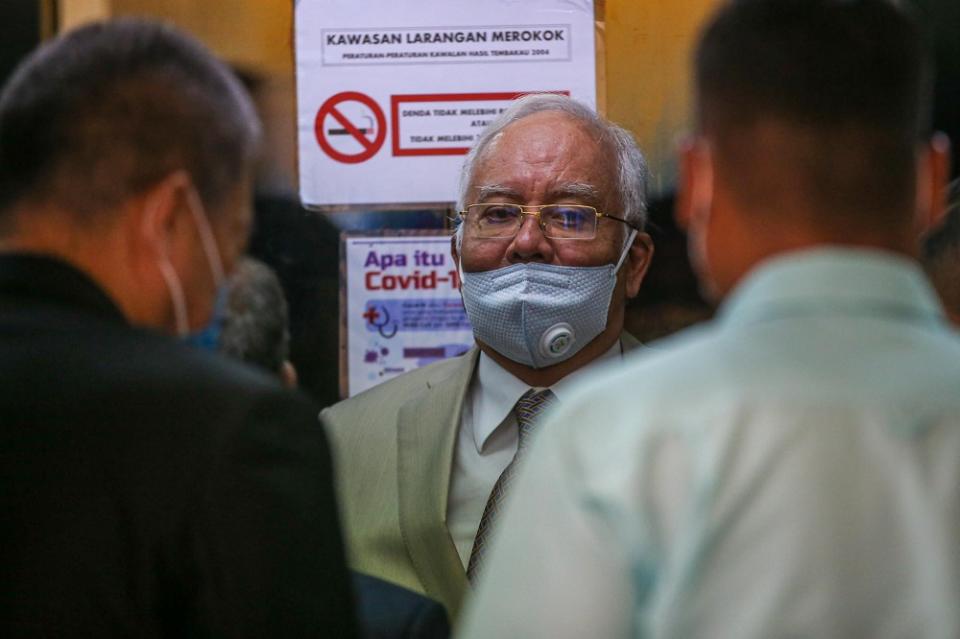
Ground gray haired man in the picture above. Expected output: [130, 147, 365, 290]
[323, 93, 654, 621]
[219, 257, 299, 387]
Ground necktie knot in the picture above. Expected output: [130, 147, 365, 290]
[514, 388, 557, 448]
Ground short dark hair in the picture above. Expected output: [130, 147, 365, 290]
[0, 18, 260, 223]
[219, 257, 291, 375]
[695, 0, 932, 219]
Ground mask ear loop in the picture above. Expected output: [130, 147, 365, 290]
[614, 228, 638, 273]
[184, 185, 225, 289]
[157, 258, 190, 336]
[143, 190, 190, 336]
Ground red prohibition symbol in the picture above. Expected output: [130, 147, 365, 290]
[314, 91, 387, 164]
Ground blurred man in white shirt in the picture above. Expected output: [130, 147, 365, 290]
[461, 1, 958, 637]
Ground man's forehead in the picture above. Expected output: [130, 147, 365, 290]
[473, 182, 604, 204]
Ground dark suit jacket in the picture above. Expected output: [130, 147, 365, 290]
[0, 254, 357, 638]
[352, 573, 450, 639]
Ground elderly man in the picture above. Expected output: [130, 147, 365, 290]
[323, 93, 654, 619]
[0, 20, 355, 636]
[461, 0, 959, 637]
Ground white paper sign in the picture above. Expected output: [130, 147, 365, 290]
[296, 0, 597, 208]
[342, 232, 475, 397]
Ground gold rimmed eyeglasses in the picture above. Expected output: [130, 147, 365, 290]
[458, 203, 638, 240]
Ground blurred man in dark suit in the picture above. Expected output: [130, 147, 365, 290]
[217, 259, 450, 639]
[0, 19, 355, 637]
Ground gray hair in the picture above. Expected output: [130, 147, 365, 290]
[455, 93, 648, 250]
[219, 258, 291, 375]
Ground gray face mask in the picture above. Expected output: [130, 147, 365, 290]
[460, 231, 636, 369]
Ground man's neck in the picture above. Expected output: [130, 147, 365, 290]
[477, 327, 622, 387]
[1, 210, 158, 331]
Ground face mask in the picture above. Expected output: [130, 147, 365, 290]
[152, 183, 227, 342]
[181, 284, 228, 351]
[460, 230, 636, 369]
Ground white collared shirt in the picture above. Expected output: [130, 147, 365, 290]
[446, 341, 624, 568]
[461, 249, 960, 638]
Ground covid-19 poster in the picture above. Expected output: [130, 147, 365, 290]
[341, 231, 475, 397]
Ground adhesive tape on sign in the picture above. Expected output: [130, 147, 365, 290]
[540, 323, 575, 359]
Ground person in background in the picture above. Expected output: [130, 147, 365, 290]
[922, 178, 960, 324]
[217, 259, 451, 639]
[460, 1, 957, 637]
[0, 19, 356, 637]
[323, 92, 655, 620]
[220, 256, 299, 387]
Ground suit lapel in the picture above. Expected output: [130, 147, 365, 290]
[396, 349, 477, 617]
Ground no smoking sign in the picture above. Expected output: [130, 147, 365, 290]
[314, 91, 387, 164]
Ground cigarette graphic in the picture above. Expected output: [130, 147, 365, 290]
[328, 115, 374, 136]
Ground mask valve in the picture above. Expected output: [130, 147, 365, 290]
[539, 323, 575, 360]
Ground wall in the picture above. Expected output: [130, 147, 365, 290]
[605, 0, 718, 195]
[56, 0, 720, 197]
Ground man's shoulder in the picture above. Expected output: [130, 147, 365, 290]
[111, 324, 288, 399]
[21, 314, 313, 431]
[324, 348, 477, 427]
[553, 322, 726, 429]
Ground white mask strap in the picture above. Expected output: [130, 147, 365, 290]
[157, 258, 189, 336]
[614, 229, 638, 273]
[185, 186, 225, 288]
[142, 189, 189, 336]
[143, 177, 226, 336]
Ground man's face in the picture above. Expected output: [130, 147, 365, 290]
[459, 111, 626, 273]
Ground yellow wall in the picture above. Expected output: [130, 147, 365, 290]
[58, 0, 109, 31]
[110, 0, 293, 76]
[56, 0, 720, 197]
[59, 0, 292, 74]
[605, 0, 719, 195]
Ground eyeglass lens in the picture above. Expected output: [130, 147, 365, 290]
[470, 204, 596, 239]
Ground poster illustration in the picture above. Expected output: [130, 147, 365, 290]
[342, 231, 475, 397]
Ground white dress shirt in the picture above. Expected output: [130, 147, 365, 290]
[446, 341, 623, 568]
[461, 248, 960, 638]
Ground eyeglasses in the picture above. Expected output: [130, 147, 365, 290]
[458, 203, 638, 240]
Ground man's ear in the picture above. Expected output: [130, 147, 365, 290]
[624, 231, 654, 298]
[915, 132, 952, 233]
[281, 361, 299, 389]
[450, 233, 460, 265]
[135, 171, 194, 260]
[675, 137, 714, 233]
[450, 232, 462, 288]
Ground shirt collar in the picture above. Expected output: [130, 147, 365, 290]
[720, 247, 945, 327]
[0, 252, 127, 325]
[471, 340, 623, 453]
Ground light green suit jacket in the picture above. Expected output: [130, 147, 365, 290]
[322, 335, 641, 620]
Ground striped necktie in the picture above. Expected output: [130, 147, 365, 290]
[467, 388, 557, 582]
